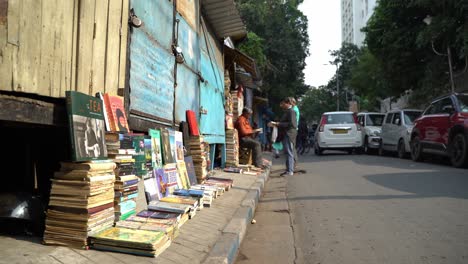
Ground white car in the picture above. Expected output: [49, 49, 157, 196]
[357, 112, 385, 154]
[380, 109, 422, 158]
[314, 111, 363, 155]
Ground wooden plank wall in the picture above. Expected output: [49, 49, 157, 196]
[0, 0, 129, 98]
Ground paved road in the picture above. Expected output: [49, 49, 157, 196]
[237, 152, 468, 264]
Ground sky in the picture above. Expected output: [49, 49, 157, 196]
[298, 1, 342, 88]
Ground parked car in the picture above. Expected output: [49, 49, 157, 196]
[314, 111, 363, 155]
[357, 112, 385, 154]
[411, 92, 468, 168]
[380, 109, 422, 158]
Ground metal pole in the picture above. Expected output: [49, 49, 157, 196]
[336, 66, 340, 111]
[447, 46, 456, 93]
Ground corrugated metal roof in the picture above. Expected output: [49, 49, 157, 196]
[202, 0, 247, 40]
[224, 45, 260, 80]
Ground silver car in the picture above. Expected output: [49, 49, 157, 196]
[357, 112, 385, 154]
[380, 109, 422, 158]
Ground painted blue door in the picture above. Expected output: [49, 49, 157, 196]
[128, 0, 175, 125]
[199, 25, 225, 144]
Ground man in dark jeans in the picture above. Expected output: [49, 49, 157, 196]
[269, 98, 298, 176]
[235, 107, 264, 168]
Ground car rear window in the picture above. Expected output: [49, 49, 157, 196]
[324, 114, 355, 124]
[457, 95, 468, 113]
[366, 114, 385, 126]
[403, 111, 421, 125]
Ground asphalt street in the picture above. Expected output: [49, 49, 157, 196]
[237, 152, 468, 264]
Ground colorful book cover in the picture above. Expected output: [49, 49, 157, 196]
[143, 177, 160, 202]
[132, 135, 147, 176]
[161, 128, 175, 164]
[90, 227, 166, 246]
[184, 156, 198, 186]
[144, 136, 152, 163]
[174, 131, 184, 162]
[65, 91, 108, 161]
[176, 161, 190, 189]
[163, 163, 179, 195]
[103, 93, 129, 133]
[186, 110, 200, 136]
[148, 129, 163, 169]
[168, 128, 177, 163]
[154, 168, 167, 199]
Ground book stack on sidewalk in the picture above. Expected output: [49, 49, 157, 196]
[188, 135, 209, 182]
[231, 90, 244, 120]
[43, 160, 116, 249]
[225, 128, 239, 167]
[89, 226, 171, 257]
[106, 133, 139, 222]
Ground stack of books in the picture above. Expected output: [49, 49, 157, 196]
[114, 174, 139, 221]
[225, 128, 239, 167]
[231, 90, 244, 120]
[89, 227, 171, 257]
[188, 136, 209, 182]
[43, 160, 116, 249]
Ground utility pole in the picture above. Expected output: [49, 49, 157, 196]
[336, 65, 340, 111]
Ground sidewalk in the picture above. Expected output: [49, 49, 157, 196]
[0, 156, 271, 264]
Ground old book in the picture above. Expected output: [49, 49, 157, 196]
[161, 128, 175, 164]
[160, 195, 198, 207]
[65, 91, 108, 161]
[90, 227, 167, 251]
[176, 161, 190, 189]
[60, 161, 116, 172]
[148, 128, 163, 169]
[186, 110, 200, 136]
[184, 156, 198, 186]
[103, 93, 130, 133]
[147, 201, 191, 214]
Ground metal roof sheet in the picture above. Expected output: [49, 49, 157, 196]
[202, 0, 247, 40]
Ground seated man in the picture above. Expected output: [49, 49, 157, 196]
[235, 107, 264, 168]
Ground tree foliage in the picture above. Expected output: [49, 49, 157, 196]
[235, 0, 310, 112]
[363, 0, 468, 104]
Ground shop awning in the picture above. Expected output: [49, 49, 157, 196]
[201, 0, 247, 41]
[224, 45, 260, 80]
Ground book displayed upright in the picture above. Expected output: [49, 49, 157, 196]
[65, 91, 108, 161]
[103, 93, 130, 133]
[148, 129, 163, 169]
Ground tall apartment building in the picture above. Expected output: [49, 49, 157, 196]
[341, 0, 377, 46]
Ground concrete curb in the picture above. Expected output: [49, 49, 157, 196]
[202, 168, 270, 264]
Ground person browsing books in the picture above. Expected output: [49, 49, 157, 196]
[269, 98, 297, 176]
[234, 107, 264, 169]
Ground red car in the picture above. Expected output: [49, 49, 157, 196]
[411, 92, 468, 168]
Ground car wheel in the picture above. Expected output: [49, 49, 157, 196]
[397, 139, 406, 159]
[411, 136, 424, 162]
[450, 133, 468, 168]
[314, 143, 323, 156]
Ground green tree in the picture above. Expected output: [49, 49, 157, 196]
[363, 0, 468, 104]
[236, 0, 310, 112]
[299, 86, 336, 123]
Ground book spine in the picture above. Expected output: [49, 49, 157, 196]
[65, 92, 77, 161]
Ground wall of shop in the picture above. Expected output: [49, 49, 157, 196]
[0, 0, 129, 97]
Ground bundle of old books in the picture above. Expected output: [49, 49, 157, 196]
[173, 188, 212, 207]
[188, 135, 209, 182]
[43, 160, 117, 249]
[225, 129, 239, 167]
[231, 90, 244, 120]
[204, 177, 234, 191]
[148, 197, 197, 219]
[114, 210, 180, 239]
[238, 164, 264, 175]
[89, 227, 171, 257]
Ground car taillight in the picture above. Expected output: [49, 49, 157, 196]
[319, 115, 327, 132]
[353, 114, 362, 131]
